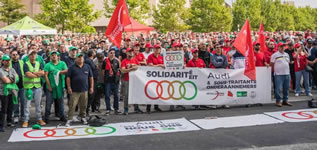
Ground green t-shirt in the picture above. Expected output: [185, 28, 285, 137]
[44, 61, 67, 89]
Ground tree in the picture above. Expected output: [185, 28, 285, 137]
[104, 0, 150, 24]
[152, 0, 189, 33]
[292, 7, 315, 31]
[276, 4, 295, 31]
[186, 0, 232, 32]
[0, 0, 27, 25]
[232, 0, 261, 31]
[36, 0, 102, 33]
[260, 0, 280, 32]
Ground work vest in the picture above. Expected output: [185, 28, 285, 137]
[23, 61, 41, 89]
[9, 60, 24, 76]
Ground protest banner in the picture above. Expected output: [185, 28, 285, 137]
[129, 66, 272, 105]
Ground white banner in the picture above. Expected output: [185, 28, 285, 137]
[8, 118, 200, 142]
[129, 67, 272, 105]
[264, 109, 317, 122]
[164, 51, 184, 70]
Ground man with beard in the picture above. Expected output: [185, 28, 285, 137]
[285, 42, 295, 91]
[198, 42, 211, 68]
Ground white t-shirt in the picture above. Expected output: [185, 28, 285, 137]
[270, 51, 290, 75]
[143, 51, 153, 59]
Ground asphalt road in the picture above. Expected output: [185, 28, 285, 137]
[1, 95, 317, 150]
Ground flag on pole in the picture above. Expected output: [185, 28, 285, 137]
[233, 19, 256, 80]
[105, 0, 131, 48]
[256, 21, 267, 52]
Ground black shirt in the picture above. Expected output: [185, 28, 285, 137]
[198, 50, 211, 68]
[64, 56, 76, 67]
[11, 61, 23, 88]
[119, 48, 127, 60]
[102, 58, 120, 83]
[67, 63, 93, 92]
[85, 57, 98, 80]
[285, 48, 295, 70]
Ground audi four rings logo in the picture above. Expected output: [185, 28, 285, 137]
[282, 110, 317, 120]
[144, 80, 198, 100]
[23, 126, 116, 139]
[165, 55, 183, 61]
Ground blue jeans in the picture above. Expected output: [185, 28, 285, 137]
[45, 91, 65, 120]
[295, 70, 310, 94]
[13, 88, 25, 118]
[24, 88, 42, 122]
[105, 82, 119, 111]
[274, 75, 290, 103]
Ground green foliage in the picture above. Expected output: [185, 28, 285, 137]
[0, 0, 27, 25]
[186, 0, 232, 32]
[152, 0, 190, 33]
[36, 0, 102, 33]
[232, 0, 261, 31]
[104, 0, 150, 24]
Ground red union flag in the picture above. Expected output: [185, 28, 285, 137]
[105, 0, 131, 48]
[233, 19, 256, 80]
[256, 21, 267, 52]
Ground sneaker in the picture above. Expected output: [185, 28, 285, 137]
[223, 105, 230, 109]
[7, 122, 15, 127]
[135, 109, 143, 114]
[22, 122, 28, 128]
[72, 116, 80, 122]
[275, 102, 282, 107]
[282, 102, 293, 106]
[13, 117, 19, 124]
[81, 118, 88, 125]
[65, 120, 72, 127]
[105, 110, 110, 116]
[60, 117, 67, 122]
[37, 120, 46, 126]
[176, 105, 186, 110]
[307, 93, 313, 97]
[295, 93, 299, 97]
[114, 110, 122, 115]
[154, 107, 162, 112]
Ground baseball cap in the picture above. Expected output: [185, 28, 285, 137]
[1, 55, 10, 61]
[178, 43, 183, 47]
[154, 44, 161, 49]
[191, 49, 198, 53]
[69, 46, 78, 51]
[172, 43, 178, 48]
[294, 43, 301, 48]
[49, 51, 60, 56]
[134, 43, 140, 47]
[277, 42, 285, 47]
[307, 39, 313, 44]
[126, 48, 134, 52]
[76, 53, 84, 58]
[145, 43, 152, 48]
[25, 89, 33, 100]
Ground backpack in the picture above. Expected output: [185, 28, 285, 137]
[88, 115, 106, 127]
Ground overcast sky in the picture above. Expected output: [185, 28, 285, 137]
[225, 0, 317, 8]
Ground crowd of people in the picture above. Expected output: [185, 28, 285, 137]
[0, 30, 316, 132]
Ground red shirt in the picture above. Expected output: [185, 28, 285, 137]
[293, 52, 308, 72]
[223, 47, 231, 55]
[254, 51, 266, 67]
[147, 53, 164, 65]
[186, 58, 206, 68]
[134, 52, 145, 63]
[264, 48, 277, 64]
[121, 58, 140, 81]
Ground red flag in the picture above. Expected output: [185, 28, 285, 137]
[233, 19, 256, 80]
[256, 21, 267, 52]
[105, 0, 131, 48]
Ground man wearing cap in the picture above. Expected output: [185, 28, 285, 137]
[121, 48, 143, 115]
[66, 53, 94, 126]
[58, 43, 69, 62]
[22, 50, 46, 128]
[0, 55, 18, 132]
[134, 44, 147, 66]
[254, 42, 268, 67]
[143, 43, 153, 59]
[64, 46, 78, 67]
[103, 48, 121, 115]
[22, 44, 45, 67]
[85, 50, 98, 116]
[198, 42, 211, 68]
[92, 52, 105, 112]
[97, 40, 108, 57]
[146, 44, 164, 113]
[44, 51, 68, 124]
[270, 43, 292, 107]
[285, 42, 296, 91]
[186, 49, 206, 68]
[10, 50, 25, 124]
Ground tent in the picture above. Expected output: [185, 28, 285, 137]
[0, 16, 57, 35]
[124, 18, 154, 36]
